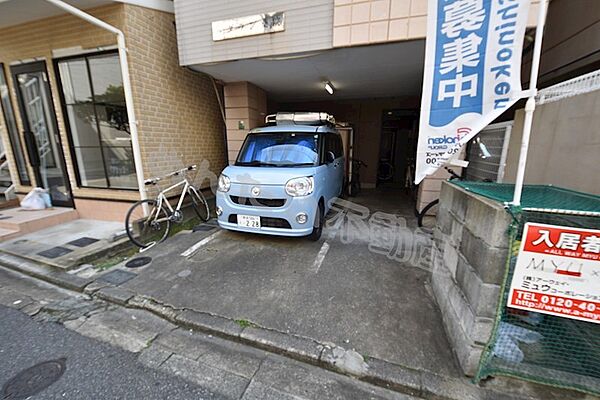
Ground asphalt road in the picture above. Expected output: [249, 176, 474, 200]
[0, 305, 225, 400]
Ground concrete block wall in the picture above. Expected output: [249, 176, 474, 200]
[430, 181, 512, 376]
[224, 82, 267, 164]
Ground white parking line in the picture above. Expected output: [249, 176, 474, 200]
[180, 230, 221, 258]
[311, 242, 330, 274]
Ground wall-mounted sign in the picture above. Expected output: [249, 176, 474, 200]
[212, 12, 285, 41]
[508, 222, 600, 324]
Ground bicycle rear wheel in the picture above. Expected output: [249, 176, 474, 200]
[125, 199, 171, 248]
[378, 162, 394, 181]
[188, 186, 210, 221]
[417, 199, 439, 234]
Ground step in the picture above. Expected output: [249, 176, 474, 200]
[0, 207, 79, 237]
[0, 227, 19, 241]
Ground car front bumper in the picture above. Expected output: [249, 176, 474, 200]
[216, 183, 319, 237]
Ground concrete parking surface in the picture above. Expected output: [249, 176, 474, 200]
[118, 188, 460, 376]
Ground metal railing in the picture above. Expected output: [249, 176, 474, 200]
[537, 69, 600, 105]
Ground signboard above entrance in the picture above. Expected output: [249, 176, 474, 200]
[212, 12, 285, 41]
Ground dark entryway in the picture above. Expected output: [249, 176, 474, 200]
[377, 110, 418, 189]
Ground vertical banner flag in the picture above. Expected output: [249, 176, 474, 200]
[415, 0, 531, 183]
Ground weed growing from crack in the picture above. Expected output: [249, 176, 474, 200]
[235, 319, 256, 328]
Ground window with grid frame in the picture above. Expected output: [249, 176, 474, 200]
[56, 52, 136, 189]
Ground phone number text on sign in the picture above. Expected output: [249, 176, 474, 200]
[508, 223, 600, 324]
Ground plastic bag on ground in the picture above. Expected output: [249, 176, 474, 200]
[20, 188, 51, 210]
[492, 322, 544, 364]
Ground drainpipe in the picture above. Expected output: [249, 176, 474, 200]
[45, 0, 147, 203]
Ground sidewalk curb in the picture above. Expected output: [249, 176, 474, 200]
[120, 294, 498, 400]
[0, 253, 93, 292]
[0, 255, 528, 400]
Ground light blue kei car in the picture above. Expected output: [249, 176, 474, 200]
[216, 112, 345, 241]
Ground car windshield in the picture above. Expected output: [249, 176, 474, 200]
[236, 132, 320, 167]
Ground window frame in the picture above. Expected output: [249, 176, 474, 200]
[54, 50, 137, 191]
[0, 63, 31, 186]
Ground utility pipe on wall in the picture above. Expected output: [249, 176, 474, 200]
[45, 0, 147, 203]
[511, 0, 549, 206]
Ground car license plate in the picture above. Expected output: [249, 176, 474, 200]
[237, 214, 261, 228]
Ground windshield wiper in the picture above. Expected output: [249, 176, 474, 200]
[237, 161, 279, 167]
[277, 163, 316, 167]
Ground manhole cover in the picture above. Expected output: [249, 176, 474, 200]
[125, 257, 152, 269]
[67, 237, 99, 248]
[2, 358, 66, 399]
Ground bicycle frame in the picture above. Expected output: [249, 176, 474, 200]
[156, 178, 191, 216]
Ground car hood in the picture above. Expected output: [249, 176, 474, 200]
[222, 165, 318, 185]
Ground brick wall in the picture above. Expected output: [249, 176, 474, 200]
[0, 4, 127, 201]
[0, 4, 226, 220]
[122, 4, 227, 193]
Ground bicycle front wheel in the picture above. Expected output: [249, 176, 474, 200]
[125, 199, 171, 248]
[417, 199, 439, 234]
[188, 186, 210, 221]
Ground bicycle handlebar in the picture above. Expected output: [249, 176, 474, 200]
[445, 167, 461, 180]
[352, 159, 367, 167]
[144, 165, 197, 185]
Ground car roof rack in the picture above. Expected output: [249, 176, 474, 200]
[265, 112, 336, 126]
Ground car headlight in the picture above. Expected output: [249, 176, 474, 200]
[285, 176, 314, 197]
[218, 174, 231, 192]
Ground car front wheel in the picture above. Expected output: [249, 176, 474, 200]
[307, 201, 324, 241]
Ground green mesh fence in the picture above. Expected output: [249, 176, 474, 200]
[452, 181, 600, 215]
[464, 183, 600, 396]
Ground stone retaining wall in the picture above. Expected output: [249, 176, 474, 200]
[430, 181, 512, 375]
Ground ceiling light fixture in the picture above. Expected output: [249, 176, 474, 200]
[324, 81, 334, 95]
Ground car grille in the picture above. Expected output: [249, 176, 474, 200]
[228, 214, 292, 229]
[230, 196, 286, 207]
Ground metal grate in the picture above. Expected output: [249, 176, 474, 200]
[67, 237, 99, 248]
[228, 214, 292, 229]
[230, 196, 286, 207]
[37, 246, 72, 259]
[537, 69, 600, 105]
[97, 269, 137, 285]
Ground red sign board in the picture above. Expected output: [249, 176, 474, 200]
[507, 223, 600, 323]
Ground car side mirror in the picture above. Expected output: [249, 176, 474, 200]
[326, 151, 336, 164]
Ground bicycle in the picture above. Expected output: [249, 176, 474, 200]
[125, 165, 210, 248]
[417, 167, 461, 233]
[348, 159, 367, 197]
[404, 159, 417, 201]
[377, 158, 394, 182]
